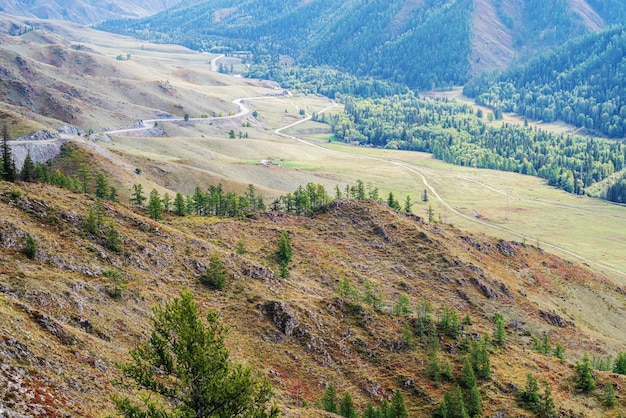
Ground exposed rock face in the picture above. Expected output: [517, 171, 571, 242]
[10, 140, 62, 170]
[15, 130, 58, 142]
[262, 301, 300, 337]
[540, 310, 575, 328]
[58, 125, 85, 136]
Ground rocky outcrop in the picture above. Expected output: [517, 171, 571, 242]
[262, 301, 300, 337]
[10, 130, 63, 169]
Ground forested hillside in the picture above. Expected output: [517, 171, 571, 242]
[322, 93, 625, 196]
[95, 0, 617, 90]
[464, 27, 626, 139]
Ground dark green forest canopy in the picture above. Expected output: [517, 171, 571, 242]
[95, 0, 469, 90]
[464, 27, 626, 139]
[322, 93, 626, 197]
[95, 0, 626, 90]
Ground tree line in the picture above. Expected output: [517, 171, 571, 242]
[322, 93, 626, 198]
[464, 27, 626, 139]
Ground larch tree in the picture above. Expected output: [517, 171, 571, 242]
[112, 290, 279, 418]
[1, 125, 16, 182]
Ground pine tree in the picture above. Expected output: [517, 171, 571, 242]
[460, 357, 477, 389]
[24, 234, 37, 259]
[148, 189, 163, 220]
[200, 256, 227, 290]
[393, 293, 412, 317]
[518, 373, 539, 407]
[276, 230, 292, 279]
[613, 352, 626, 374]
[447, 386, 469, 418]
[112, 291, 279, 418]
[428, 350, 441, 383]
[77, 163, 92, 194]
[20, 152, 36, 182]
[469, 337, 491, 379]
[404, 195, 412, 213]
[467, 384, 482, 417]
[109, 186, 119, 202]
[339, 392, 357, 418]
[1, 125, 16, 182]
[85, 206, 99, 234]
[105, 222, 121, 252]
[442, 359, 454, 382]
[321, 384, 337, 414]
[34, 163, 49, 183]
[174, 192, 187, 216]
[537, 380, 556, 417]
[362, 402, 377, 418]
[162, 192, 172, 212]
[95, 172, 109, 199]
[575, 353, 595, 393]
[131, 184, 146, 206]
[378, 400, 390, 418]
[390, 390, 408, 418]
[493, 313, 506, 348]
[553, 342, 565, 361]
[605, 382, 616, 407]
[387, 191, 400, 210]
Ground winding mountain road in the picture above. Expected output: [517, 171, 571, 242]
[273, 101, 626, 280]
[18, 88, 623, 279]
[102, 95, 285, 135]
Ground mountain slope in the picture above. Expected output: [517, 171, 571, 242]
[96, 0, 625, 89]
[1, 174, 626, 416]
[0, 14, 272, 135]
[0, 0, 182, 25]
[465, 26, 626, 139]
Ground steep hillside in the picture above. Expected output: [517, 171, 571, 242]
[0, 14, 276, 134]
[2, 176, 626, 416]
[0, 0, 182, 25]
[463, 26, 626, 202]
[96, 0, 624, 89]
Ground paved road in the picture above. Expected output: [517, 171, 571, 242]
[103, 94, 286, 135]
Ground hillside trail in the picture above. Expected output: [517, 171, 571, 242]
[274, 102, 626, 280]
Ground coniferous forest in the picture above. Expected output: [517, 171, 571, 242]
[464, 27, 626, 139]
[323, 94, 625, 197]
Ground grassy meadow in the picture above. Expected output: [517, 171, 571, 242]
[32, 18, 622, 283]
[102, 92, 626, 284]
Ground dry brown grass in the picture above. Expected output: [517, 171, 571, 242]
[1, 180, 626, 416]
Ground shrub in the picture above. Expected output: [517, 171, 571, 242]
[200, 256, 227, 290]
[24, 234, 37, 259]
[104, 269, 126, 299]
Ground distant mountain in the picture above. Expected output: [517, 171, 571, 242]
[96, 0, 626, 89]
[464, 27, 626, 138]
[0, 0, 182, 25]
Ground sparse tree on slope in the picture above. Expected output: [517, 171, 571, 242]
[1, 125, 16, 182]
[95, 172, 109, 199]
[20, 152, 36, 182]
[148, 188, 163, 220]
[131, 183, 146, 206]
[575, 352, 595, 393]
[339, 391, 357, 418]
[321, 384, 338, 414]
[112, 290, 279, 418]
[276, 230, 292, 279]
